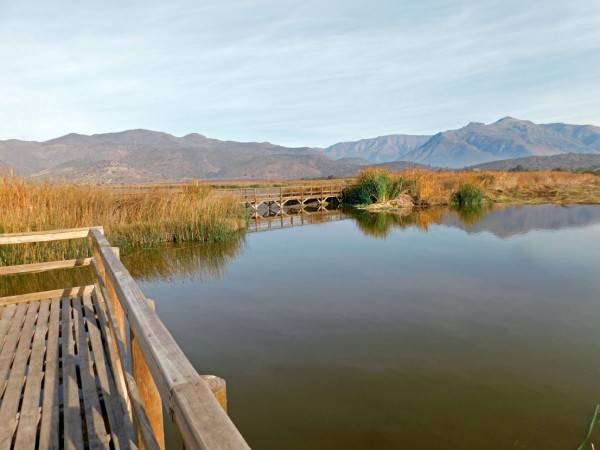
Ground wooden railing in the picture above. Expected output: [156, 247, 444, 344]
[220, 185, 346, 206]
[0, 227, 250, 450]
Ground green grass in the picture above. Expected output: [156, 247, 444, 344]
[451, 183, 485, 206]
[345, 168, 417, 205]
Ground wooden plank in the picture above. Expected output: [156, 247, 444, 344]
[62, 297, 84, 450]
[0, 303, 28, 396]
[73, 296, 109, 449]
[85, 292, 135, 450]
[0, 304, 17, 351]
[0, 301, 40, 448]
[0, 258, 93, 276]
[39, 298, 61, 450]
[91, 228, 250, 449]
[94, 279, 159, 450]
[93, 280, 160, 450]
[0, 285, 95, 306]
[0, 226, 103, 245]
[13, 300, 51, 450]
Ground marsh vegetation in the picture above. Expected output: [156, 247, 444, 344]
[0, 173, 245, 265]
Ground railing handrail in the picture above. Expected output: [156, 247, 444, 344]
[0, 226, 104, 245]
[0, 227, 249, 450]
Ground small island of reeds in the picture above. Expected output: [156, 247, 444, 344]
[345, 167, 600, 209]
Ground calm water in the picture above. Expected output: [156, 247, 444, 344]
[120, 204, 600, 449]
[6, 205, 599, 449]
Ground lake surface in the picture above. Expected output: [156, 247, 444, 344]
[123, 204, 600, 449]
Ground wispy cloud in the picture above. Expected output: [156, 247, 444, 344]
[1, 0, 599, 145]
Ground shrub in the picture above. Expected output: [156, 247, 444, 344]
[346, 168, 417, 205]
[452, 183, 485, 206]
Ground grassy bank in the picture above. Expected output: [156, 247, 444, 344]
[346, 168, 600, 208]
[0, 174, 245, 265]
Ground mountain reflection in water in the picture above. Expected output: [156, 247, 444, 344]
[118, 204, 600, 283]
[349, 204, 600, 239]
[3, 205, 599, 297]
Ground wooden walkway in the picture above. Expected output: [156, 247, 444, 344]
[0, 287, 133, 449]
[220, 185, 345, 210]
[0, 228, 249, 450]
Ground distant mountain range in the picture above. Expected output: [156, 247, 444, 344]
[324, 117, 600, 167]
[1, 117, 599, 183]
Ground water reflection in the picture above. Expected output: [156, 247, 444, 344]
[442, 204, 600, 237]
[0, 266, 95, 297]
[348, 204, 600, 239]
[121, 233, 245, 282]
[247, 205, 349, 233]
[119, 204, 600, 284]
[135, 203, 600, 449]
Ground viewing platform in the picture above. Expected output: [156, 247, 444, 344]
[0, 228, 249, 449]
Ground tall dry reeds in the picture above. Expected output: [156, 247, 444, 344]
[348, 168, 600, 207]
[0, 174, 246, 265]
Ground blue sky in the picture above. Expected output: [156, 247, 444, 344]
[1, 0, 599, 146]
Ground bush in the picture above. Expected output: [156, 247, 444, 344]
[346, 168, 417, 205]
[452, 183, 485, 206]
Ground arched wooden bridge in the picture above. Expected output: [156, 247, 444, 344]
[220, 185, 346, 210]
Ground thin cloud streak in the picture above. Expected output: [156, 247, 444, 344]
[0, 0, 599, 145]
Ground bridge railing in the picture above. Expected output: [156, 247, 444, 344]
[223, 185, 346, 204]
[0, 227, 249, 450]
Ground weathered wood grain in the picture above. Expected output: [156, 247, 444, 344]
[0, 285, 95, 306]
[0, 257, 93, 275]
[0, 226, 103, 244]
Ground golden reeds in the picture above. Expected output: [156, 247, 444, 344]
[350, 168, 600, 207]
[0, 174, 246, 265]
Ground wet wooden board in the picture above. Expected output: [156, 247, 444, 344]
[0, 291, 134, 449]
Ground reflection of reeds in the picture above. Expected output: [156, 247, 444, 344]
[0, 174, 246, 265]
[121, 233, 245, 282]
[348, 204, 505, 238]
[349, 208, 430, 239]
[0, 266, 95, 297]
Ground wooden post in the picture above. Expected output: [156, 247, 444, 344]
[132, 299, 164, 449]
[280, 188, 283, 210]
[254, 189, 257, 209]
[109, 247, 127, 355]
[200, 375, 228, 413]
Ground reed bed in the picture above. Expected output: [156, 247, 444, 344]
[348, 168, 600, 207]
[0, 174, 246, 265]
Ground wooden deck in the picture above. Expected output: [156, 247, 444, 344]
[0, 228, 250, 450]
[0, 287, 134, 449]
